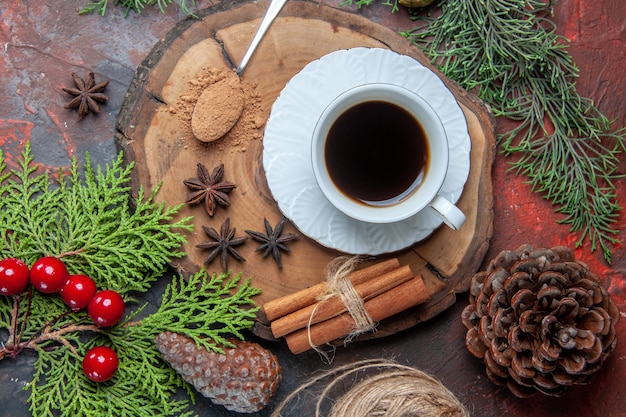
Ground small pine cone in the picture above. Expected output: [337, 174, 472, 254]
[461, 244, 619, 398]
[155, 331, 282, 413]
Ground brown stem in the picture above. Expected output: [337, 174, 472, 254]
[56, 248, 85, 258]
[37, 324, 102, 344]
[15, 323, 102, 355]
[16, 308, 73, 356]
[16, 287, 34, 350]
[122, 320, 142, 328]
[4, 291, 102, 358]
[38, 324, 102, 356]
[1, 343, 8, 360]
[9, 295, 21, 355]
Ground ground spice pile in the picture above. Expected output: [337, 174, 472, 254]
[170, 67, 264, 152]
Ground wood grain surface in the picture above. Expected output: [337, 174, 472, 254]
[115, 0, 496, 339]
[1, 0, 624, 416]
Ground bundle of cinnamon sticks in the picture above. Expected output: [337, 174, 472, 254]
[261, 258, 430, 354]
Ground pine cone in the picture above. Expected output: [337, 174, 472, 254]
[155, 331, 282, 413]
[461, 244, 619, 398]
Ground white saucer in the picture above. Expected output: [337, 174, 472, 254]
[262, 48, 471, 255]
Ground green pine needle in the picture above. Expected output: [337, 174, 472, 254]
[138, 269, 262, 354]
[25, 270, 260, 417]
[400, 0, 625, 263]
[340, 0, 402, 13]
[79, 0, 198, 16]
[0, 143, 194, 292]
[0, 143, 261, 417]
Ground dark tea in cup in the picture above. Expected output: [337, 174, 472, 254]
[324, 100, 429, 205]
[311, 83, 465, 229]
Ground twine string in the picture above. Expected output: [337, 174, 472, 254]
[324, 256, 376, 341]
[307, 256, 376, 358]
[270, 359, 470, 417]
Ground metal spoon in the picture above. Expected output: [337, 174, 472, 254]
[235, 0, 289, 76]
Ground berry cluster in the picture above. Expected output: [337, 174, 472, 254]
[0, 256, 123, 382]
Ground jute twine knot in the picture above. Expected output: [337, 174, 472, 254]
[308, 256, 376, 360]
[271, 359, 470, 417]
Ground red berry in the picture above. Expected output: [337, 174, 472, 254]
[30, 257, 68, 293]
[0, 258, 30, 296]
[60, 274, 98, 311]
[88, 290, 125, 327]
[82, 346, 119, 382]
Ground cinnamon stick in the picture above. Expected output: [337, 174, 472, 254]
[285, 275, 430, 354]
[262, 258, 400, 321]
[270, 265, 414, 338]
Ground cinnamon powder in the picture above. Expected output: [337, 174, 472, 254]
[170, 66, 264, 153]
[192, 74, 244, 142]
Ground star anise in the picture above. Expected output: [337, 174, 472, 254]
[183, 163, 236, 217]
[62, 72, 109, 121]
[245, 218, 299, 269]
[196, 217, 248, 272]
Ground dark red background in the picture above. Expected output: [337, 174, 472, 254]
[1, 1, 624, 416]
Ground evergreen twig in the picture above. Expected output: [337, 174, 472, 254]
[399, 0, 625, 262]
[80, 0, 198, 16]
[0, 143, 261, 416]
[0, 144, 193, 292]
[26, 270, 259, 417]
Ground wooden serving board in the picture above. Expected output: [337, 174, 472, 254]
[115, 0, 496, 340]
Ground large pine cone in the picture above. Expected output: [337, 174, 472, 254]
[461, 244, 619, 398]
[155, 331, 282, 413]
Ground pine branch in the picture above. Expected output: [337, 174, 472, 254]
[1, 142, 263, 416]
[341, 0, 402, 13]
[1, 142, 248, 416]
[134, 269, 262, 353]
[28, 341, 195, 417]
[401, 0, 625, 262]
[23, 269, 260, 417]
[80, 0, 198, 16]
[0, 146, 57, 257]
[0, 143, 194, 292]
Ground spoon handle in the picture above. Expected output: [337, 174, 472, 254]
[235, 0, 289, 76]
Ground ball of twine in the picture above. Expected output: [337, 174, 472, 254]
[330, 367, 468, 416]
[272, 359, 469, 417]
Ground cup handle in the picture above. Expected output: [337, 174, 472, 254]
[428, 195, 466, 230]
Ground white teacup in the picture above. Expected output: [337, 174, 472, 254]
[311, 83, 465, 229]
